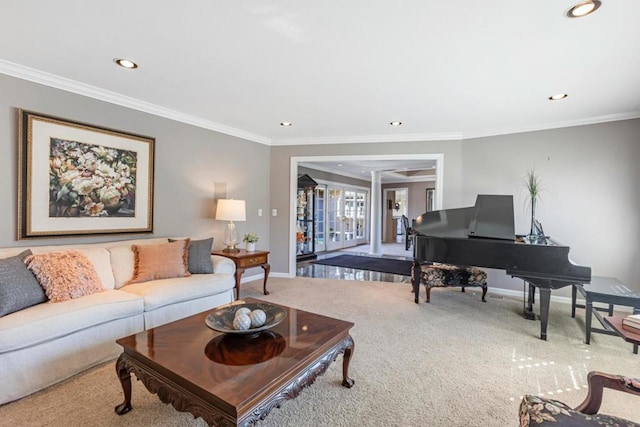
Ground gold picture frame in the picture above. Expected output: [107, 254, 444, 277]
[18, 110, 155, 239]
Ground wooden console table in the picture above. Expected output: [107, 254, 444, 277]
[212, 249, 270, 299]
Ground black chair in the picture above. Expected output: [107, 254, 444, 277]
[401, 215, 414, 251]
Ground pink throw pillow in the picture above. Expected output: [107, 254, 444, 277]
[129, 239, 191, 284]
[25, 250, 104, 302]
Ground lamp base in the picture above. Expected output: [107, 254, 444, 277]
[223, 247, 240, 253]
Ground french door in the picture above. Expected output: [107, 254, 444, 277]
[314, 186, 326, 252]
[325, 185, 368, 251]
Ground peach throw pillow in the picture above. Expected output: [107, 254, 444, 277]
[129, 239, 191, 284]
[25, 250, 104, 302]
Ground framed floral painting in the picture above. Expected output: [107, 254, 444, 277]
[18, 110, 155, 239]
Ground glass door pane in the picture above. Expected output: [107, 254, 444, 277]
[326, 187, 343, 251]
[355, 191, 367, 240]
[343, 190, 356, 247]
[314, 186, 326, 252]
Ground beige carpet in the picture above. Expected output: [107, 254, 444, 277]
[2, 277, 639, 426]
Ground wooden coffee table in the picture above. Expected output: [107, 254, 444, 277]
[114, 298, 355, 426]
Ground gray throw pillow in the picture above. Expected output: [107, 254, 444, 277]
[0, 250, 47, 317]
[169, 238, 214, 274]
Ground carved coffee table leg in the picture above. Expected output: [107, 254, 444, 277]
[115, 354, 133, 415]
[341, 336, 355, 388]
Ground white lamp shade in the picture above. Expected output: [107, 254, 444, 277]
[216, 199, 246, 221]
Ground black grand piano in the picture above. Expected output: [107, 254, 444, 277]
[412, 194, 591, 340]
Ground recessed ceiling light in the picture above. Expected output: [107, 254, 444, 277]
[390, 121, 402, 126]
[548, 93, 568, 101]
[566, 1, 601, 18]
[113, 58, 138, 69]
[280, 122, 293, 127]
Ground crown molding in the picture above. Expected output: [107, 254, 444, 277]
[2, 59, 639, 147]
[0, 59, 271, 145]
[270, 132, 463, 146]
[461, 112, 640, 140]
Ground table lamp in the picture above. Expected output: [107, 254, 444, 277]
[215, 199, 246, 252]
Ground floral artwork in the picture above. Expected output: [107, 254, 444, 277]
[18, 110, 154, 239]
[49, 138, 137, 217]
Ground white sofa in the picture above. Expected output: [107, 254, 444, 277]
[0, 237, 236, 405]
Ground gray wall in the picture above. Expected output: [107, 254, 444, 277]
[270, 140, 465, 272]
[0, 74, 271, 251]
[460, 121, 640, 293]
[270, 121, 640, 294]
[4, 71, 638, 294]
[382, 181, 435, 221]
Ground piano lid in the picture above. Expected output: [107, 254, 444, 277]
[414, 194, 515, 241]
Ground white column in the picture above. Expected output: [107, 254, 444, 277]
[369, 171, 382, 255]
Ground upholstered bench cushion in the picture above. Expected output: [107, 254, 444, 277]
[412, 263, 488, 302]
[519, 395, 640, 426]
[420, 263, 487, 287]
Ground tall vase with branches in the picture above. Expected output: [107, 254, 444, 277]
[524, 169, 541, 240]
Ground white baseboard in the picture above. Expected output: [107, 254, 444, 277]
[240, 271, 292, 284]
[477, 287, 634, 312]
[240, 274, 635, 313]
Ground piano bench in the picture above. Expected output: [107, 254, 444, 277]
[413, 263, 488, 303]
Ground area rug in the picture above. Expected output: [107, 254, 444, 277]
[312, 254, 413, 276]
[1, 277, 639, 426]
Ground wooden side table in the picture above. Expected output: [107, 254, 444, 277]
[603, 316, 640, 355]
[211, 249, 270, 299]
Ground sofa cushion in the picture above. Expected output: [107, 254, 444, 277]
[212, 255, 236, 275]
[74, 247, 115, 290]
[108, 245, 136, 289]
[31, 246, 115, 290]
[129, 240, 191, 285]
[25, 251, 104, 302]
[0, 250, 47, 317]
[0, 290, 143, 353]
[121, 274, 235, 312]
[108, 238, 170, 289]
[169, 237, 214, 274]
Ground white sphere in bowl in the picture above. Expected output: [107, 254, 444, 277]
[249, 309, 267, 328]
[232, 313, 251, 330]
[235, 307, 251, 318]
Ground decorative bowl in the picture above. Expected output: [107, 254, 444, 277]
[205, 302, 287, 335]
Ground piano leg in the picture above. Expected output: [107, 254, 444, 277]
[522, 283, 552, 340]
[412, 260, 421, 304]
[538, 288, 551, 341]
[523, 283, 536, 320]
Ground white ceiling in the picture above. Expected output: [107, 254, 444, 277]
[1, 1, 639, 146]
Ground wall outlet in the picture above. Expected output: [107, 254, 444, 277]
[272, 209, 277, 216]
[258, 209, 263, 216]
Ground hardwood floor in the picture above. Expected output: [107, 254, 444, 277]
[296, 242, 413, 284]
